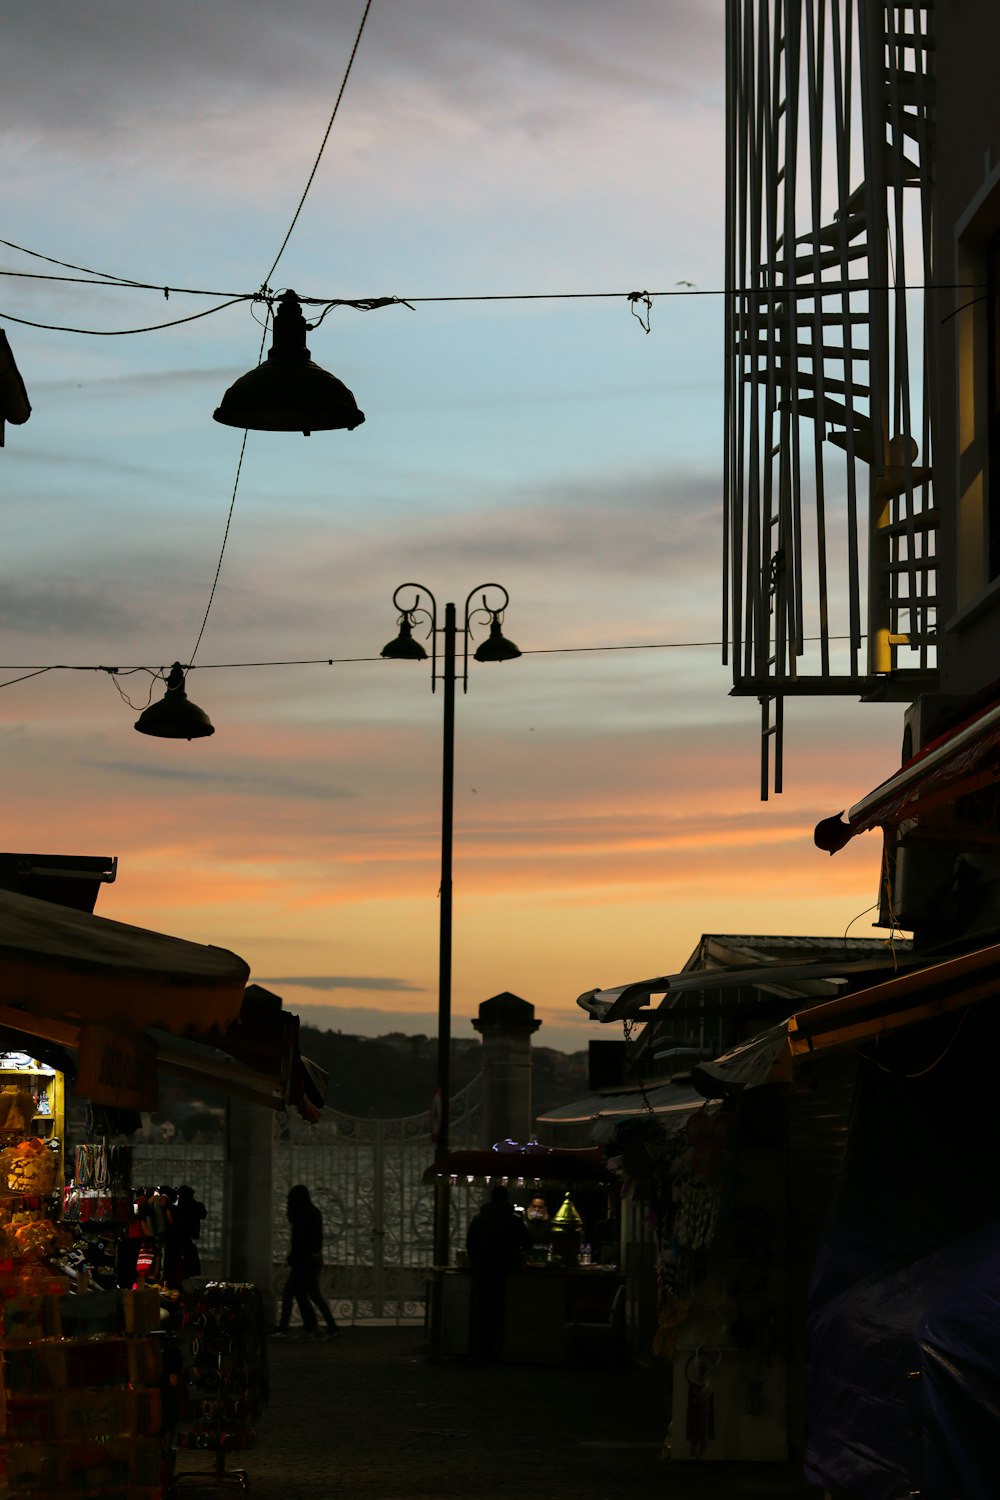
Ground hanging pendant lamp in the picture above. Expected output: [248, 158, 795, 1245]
[213, 290, 365, 436]
[381, 616, 428, 661]
[473, 613, 521, 663]
[134, 663, 215, 740]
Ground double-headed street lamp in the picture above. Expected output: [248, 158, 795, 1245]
[381, 583, 521, 1270]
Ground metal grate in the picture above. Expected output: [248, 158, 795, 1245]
[272, 1073, 484, 1324]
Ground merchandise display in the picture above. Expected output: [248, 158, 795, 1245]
[0, 1286, 166, 1498]
[0, 1055, 268, 1494]
[169, 1281, 267, 1493]
[0, 1060, 65, 1275]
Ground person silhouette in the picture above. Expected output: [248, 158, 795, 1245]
[165, 1183, 206, 1287]
[272, 1185, 339, 1341]
[465, 1185, 529, 1362]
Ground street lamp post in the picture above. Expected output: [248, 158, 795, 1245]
[381, 583, 521, 1275]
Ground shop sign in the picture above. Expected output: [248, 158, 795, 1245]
[74, 1023, 159, 1111]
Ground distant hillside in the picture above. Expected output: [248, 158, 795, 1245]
[299, 1026, 589, 1122]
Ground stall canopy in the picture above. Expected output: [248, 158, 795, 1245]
[150, 984, 327, 1120]
[536, 1081, 707, 1129]
[0, 852, 118, 914]
[0, 889, 325, 1119]
[691, 939, 1000, 1097]
[424, 1145, 612, 1185]
[0, 886, 248, 1036]
[577, 947, 916, 1025]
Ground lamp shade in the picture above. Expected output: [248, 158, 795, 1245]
[473, 615, 521, 663]
[134, 664, 214, 740]
[213, 291, 365, 436]
[381, 618, 428, 660]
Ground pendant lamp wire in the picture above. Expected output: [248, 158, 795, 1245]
[264, 0, 375, 287]
[190, 0, 375, 665]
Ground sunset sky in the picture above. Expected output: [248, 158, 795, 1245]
[2, 0, 905, 1054]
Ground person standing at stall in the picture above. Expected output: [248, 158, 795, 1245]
[523, 1194, 552, 1256]
[165, 1183, 207, 1288]
[466, 1185, 529, 1363]
[272, 1184, 339, 1341]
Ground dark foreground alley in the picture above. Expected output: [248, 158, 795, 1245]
[187, 1326, 822, 1500]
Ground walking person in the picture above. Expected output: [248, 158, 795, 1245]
[272, 1184, 339, 1341]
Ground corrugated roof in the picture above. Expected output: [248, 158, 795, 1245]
[537, 1081, 706, 1125]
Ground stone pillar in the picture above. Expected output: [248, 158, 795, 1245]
[471, 992, 542, 1149]
[223, 1096, 275, 1315]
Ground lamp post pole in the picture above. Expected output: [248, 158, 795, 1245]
[434, 602, 456, 1271]
[381, 584, 521, 1284]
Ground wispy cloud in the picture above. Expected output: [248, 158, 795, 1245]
[3, 1, 723, 144]
[0, 580, 144, 638]
[92, 759, 357, 801]
[30, 368, 236, 399]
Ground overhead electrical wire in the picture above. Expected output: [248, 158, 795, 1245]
[0, 0, 928, 719]
[263, 0, 375, 287]
[0, 274, 978, 339]
[0, 240, 980, 340]
[0, 297, 250, 337]
[0, 633, 865, 692]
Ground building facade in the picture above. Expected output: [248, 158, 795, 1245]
[722, 4, 1000, 1496]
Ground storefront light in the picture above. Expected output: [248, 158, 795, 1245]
[1, 1052, 55, 1074]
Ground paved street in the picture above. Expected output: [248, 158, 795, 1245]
[187, 1326, 824, 1500]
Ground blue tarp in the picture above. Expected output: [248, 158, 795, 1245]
[806, 1222, 1000, 1499]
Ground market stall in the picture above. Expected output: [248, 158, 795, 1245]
[0, 887, 322, 1495]
[0, 1037, 272, 1497]
[424, 1142, 622, 1364]
[0, 1045, 168, 1498]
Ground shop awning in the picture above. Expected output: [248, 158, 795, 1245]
[815, 700, 1000, 854]
[536, 1081, 707, 1126]
[0, 889, 332, 1118]
[0, 852, 118, 914]
[578, 952, 913, 1024]
[692, 939, 1000, 1098]
[0, 886, 249, 1036]
[150, 984, 328, 1120]
[0, 984, 327, 1119]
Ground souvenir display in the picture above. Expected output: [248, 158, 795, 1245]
[0, 1056, 268, 1495]
[169, 1281, 267, 1492]
[0, 1286, 166, 1498]
[0, 1059, 67, 1302]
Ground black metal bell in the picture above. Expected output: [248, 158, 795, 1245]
[134, 663, 215, 740]
[213, 291, 365, 437]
